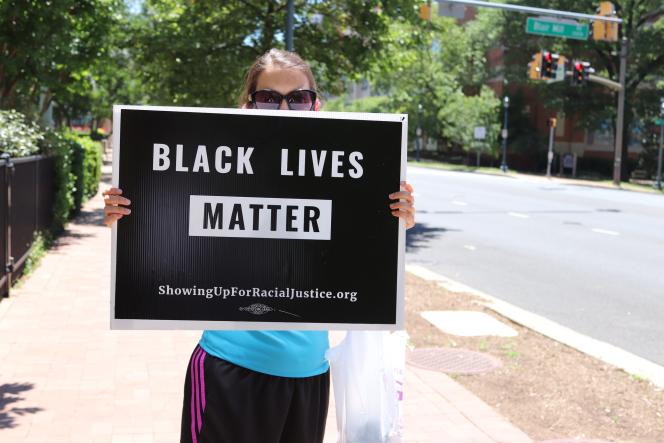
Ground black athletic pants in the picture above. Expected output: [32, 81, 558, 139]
[180, 344, 330, 443]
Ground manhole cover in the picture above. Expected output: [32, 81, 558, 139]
[540, 440, 612, 443]
[407, 347, 502, 374]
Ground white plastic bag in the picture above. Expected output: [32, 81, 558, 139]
[326, 330, 407, 443]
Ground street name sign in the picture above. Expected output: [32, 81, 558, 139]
[526, 17, 589, 41]
[111, 105, 407, 331]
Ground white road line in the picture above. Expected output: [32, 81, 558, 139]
[508, 212, 530, 219]
[592, 228, 620, 236]
[463, 245, 477, 251]
[452, 200, 468, 206]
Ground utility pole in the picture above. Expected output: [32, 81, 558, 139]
[612, 37, 628, 186]
[501, 96, 510, 172]
[656, 99, 664, 190]
[286, 0, 294, 51]
[546, 118, 556, 177]
[416, 104, 423, 162]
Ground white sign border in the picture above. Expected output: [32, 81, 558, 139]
[110, 104, 407, 331]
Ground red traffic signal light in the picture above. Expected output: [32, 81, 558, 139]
[571, 61, 592, 86]
[541, 51, 559, 79]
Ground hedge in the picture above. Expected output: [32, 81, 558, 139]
[40, 129, 103, 231]
[66, 131, 103, 212]
[0, 109, 104, 290]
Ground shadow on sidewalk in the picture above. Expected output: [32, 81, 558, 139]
[406, 223, 459, 252]
[0, 382, 43, 429]
[74, 207, 106, 227]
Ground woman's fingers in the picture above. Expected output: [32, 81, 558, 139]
[104, 195, 131, 206]
[104, 205, 131, 216]
[104, 213, 124, 227]
[389, 201, 415, 214]
[390, 181, 415, 229]
[102, 187, 123, 196]
[391, 210, 415, 229]
[388, 190, 414, 204]
[102, 188, 130, 228]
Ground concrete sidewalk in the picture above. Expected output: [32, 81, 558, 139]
[0, 173, 532, 443]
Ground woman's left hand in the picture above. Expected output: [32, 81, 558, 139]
[389, 181, 415, 229]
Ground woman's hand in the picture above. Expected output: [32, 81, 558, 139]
[103, 187, 131, 227]
[389, 181, 415, 229]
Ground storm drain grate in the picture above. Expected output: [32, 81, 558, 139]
[407, 347, 502, 375]
[539, 440, 613, 443]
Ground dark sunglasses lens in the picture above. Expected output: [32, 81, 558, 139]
[288, 91, 314, 110]
[253, 90, 281, 109]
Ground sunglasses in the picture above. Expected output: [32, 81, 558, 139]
[250, 89, 317, 111]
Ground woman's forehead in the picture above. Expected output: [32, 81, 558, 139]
[255, 67, 310, 93]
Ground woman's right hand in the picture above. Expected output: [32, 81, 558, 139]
[103, 187, 131, 227]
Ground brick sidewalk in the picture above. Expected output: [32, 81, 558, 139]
[0, 171, 532, 443]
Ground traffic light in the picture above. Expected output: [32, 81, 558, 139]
[541, 51, 559, 79]
[419, 3, 431, 20]
[528, 51, 542, 80]
[592, 1, 619, 42]
[570, 61, 592, 86]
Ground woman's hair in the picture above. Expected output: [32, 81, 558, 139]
[238, 48, 318, 107]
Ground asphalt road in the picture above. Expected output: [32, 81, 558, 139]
[405, 166, 664, 365]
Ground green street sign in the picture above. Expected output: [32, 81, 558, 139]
[656, 118, 664, 126]
[526, 17, 589, 41]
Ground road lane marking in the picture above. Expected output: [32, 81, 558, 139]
[463, 245, 476, 251]
[452, 200, 468, 206]
[592, 228, 620, 236]
[508, 212, 530, 218]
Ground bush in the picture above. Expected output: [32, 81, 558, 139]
[39, 130, 103, 230]
[64, 131, 102, 209]
[0, 109, 44, 157]
[41, 131, 77, 232]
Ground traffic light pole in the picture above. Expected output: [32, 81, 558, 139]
[286, 0, 294, 51]
[546, 123, 555, 177]
[612, 38, 628, 186]
[656, 102, 664, 190]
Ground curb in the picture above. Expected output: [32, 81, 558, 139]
[408, 162, 663, 195]
[406, 264, 664, 389]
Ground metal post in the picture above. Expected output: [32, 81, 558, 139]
[416, 104, 423, 162]
[612, 38, 628, 186]
[286, 0, 294, 51]
[546, 124, 555, 177]
[1, 154, 13, 298]
[501, 96, 509, 172]
[656, 102, 664, 190]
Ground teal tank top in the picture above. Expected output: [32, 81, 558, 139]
[198, 330, 329, 378]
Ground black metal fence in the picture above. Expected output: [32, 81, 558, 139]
[0, 154, 55, 298]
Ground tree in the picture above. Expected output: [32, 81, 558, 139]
[127, 0, 419, 107]
[498, 0, 664, 178]
[0, 0, 122, 121]
[366, 12, 501, 155]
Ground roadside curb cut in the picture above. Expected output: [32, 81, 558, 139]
[406, 264, 664, 389]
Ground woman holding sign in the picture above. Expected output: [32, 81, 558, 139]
[103, 48, 415, 443]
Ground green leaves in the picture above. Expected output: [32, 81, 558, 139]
[127, 0, 419, 106]
[0, 109, 44, 157]
[363, 10, 501, 153]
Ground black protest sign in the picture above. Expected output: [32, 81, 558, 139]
[111, 105, 406, 330]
